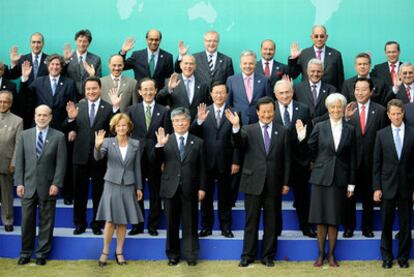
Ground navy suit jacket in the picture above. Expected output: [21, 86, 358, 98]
[226, 73, 271, 125]
[371, 61, 403, 88]
[6, 53, 49, 84]
[404, 103, 414, 127]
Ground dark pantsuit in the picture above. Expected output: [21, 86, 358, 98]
[21, 195, 56, 258]
[290, 168, 311, 229]
[0, 174, 14, 225]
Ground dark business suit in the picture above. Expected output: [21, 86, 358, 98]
[21, 75, 78, 131]
[127, 102, 171, 231]
[395, 84, 413, 104]
[155, 133, 206, 261]
[341, 76, 391, 107]
[373, 125, 414, 263]
[175, 51, 234, 86]
[14, 127, 66, 259]
[69, 99, 114, 230]
[64, 52, 102, 98]
[256, 59, 290, 90]
[157, 75, 210, 120]
[0, 78, 18, 114]
[275, 101, 312, 231]
[404, 103, 414, 127]
[190, 104, 239, 232]
[121, 48, 173, 91]
[226, 73, 271, 125]
[293, 81, 337, 123]
[233, 121, 290, 262]
[343, 102, 387, 232]
[289, 46, 344, 89]
[371, 62, 403, 88]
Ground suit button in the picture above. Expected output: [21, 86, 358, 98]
[177, 174, 180, 177]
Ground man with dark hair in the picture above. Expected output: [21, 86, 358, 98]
[227, 96, 290, 267]
[373, 99, 414, 269]
[63, 29, 102, 97]
[371, 41, 403, 88]
[119, 29, 173, 91]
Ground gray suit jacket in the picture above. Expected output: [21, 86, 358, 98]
[94, 137, 142, 189]
[14, 127, 67, 200]
[0, 111, 23, 173]
[100, 75, 138, 112]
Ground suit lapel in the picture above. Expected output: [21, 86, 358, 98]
[168, 134, 181, 161]
[316, 84, 328, 107]
[178, 75, 191, 106]
[148, 104, 162, 134]
[182, 134, 195, 161]
[267, 122, 280, 155]
[336, 122, 348, 154]
[153, 50, 164, 77]
[254, 123, 267, 155]
[252, 76, 264, 102]
[274, 104, 284, 126]
[91, 101, 106, 128]
[326, 120, 336, 152]
[364, 103, 377, 133]
[190, 80, 202, 107]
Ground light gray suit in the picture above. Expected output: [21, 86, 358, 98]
[14, 127, 67, 259]
[0, 111, 23, 225]
[100, 75, 138, 112]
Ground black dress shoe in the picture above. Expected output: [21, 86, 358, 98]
[63, 199, 73, 205]
[148, 229, 159, 236]
[362, 230, 374, 238]
[187, 260, 197, 266]
[395, 232, 400, 239]
[221, 230, 234, 238]
[239, 259, 252, 267]
[36, 258, 46, 266]
[398, 260, 409, 268]
[17, 257, 30, 265]
[168, 258, 179, 266]
[343, 229, 354, 238]
[73, 226, 86, 235]
[302, 227, 317, 238]
[4, 225, 14, 232]
[382, 260, 393, 269]
[261, 259, 275, 267]
[92, 228, 103, 235]
[198, 229, 212, 237]
[128, 226, 144, 236]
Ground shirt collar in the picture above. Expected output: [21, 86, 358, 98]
[259, 121, 273, 129]
[175, 132, 189, 141]
[206, 51, 217, 58]
[313, 45, 326, 53]
[76, 51, 87, 60]
[391, 122, 405, 131]
[148, 48, 160, 56]
[88, 98, 101, 106]
[49, 75, 60, 82]
[242, 72, 254, 80]
[329, 118, 343, 127]
[309, 80, 321, 89]
[358, 100, 370, 110]
[32, 52, 42, 60]
[182, 74, 195, 82]
[144, 101, 155, 109]
[111, 74, 122, 80]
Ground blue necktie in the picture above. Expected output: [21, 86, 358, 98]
[33, 55, 39, 78]
[36, 131, 44, 159]
[284, 105, 291, 128]
[263, 125, 270, 154]
[89, 103, 95, 127]
[179, 136, 185, 161]
[51, 78, 57, 96]
[395, 128, 402, 159]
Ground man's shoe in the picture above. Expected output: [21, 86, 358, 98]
[221, 230, 234, 238]
[302, 227, 316, 238]
[36, 258, 46, 266]
[187, 260, 197, 266]
[63, 199, 73, 205]
[382, 260, 393, 269]
[148, 229, 159, 236]
[168, 258, 179, 266]
[238, 259, 252, 267]
[17, 257, 30, 265]
[362, 230, 375, 238]
[198, 229, 212, 237]
[4, 225, 13, 232]
[343, 229, 354, 238]
[128, 226, 143, 236]
[395, 232, 400, 239]
[398, 260, 409, 268]
[261, 259, 275, 267]
[92, 228, 103, 235]
[73, 226, 86, 235]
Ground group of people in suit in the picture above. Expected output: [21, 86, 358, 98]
[0, 24, 413, 269]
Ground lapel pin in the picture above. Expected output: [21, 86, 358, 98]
[112, 142, 116, 145]
[328, 52, 332, 55]
[372, 110, 375, 114]
[2, 85, 5, 89]
[197, 85, 200, 89]
[190, 141, 194, 144]
[322, 90, 326, 93]
[276, 66, 280, 70]
[274, 131, 278, 135]
[160, 54, 164, 58]
[220, 59, 223, 63]
[258, 79, 261, 84]
[45, 140, 49, 143]
[157, 112, 160, 116]
[295, 107, 299, 110]
[59, 82, 63, 85]
[101, 105, 104, 109]
[4, 124, 7, 127]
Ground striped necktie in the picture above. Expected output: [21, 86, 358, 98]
[36, 131, 44, 159]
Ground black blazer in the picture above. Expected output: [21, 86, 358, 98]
[289, 46, 344, 89]
[156, 133, 206, 199]
[122, 48, 173, 91]
[255, 59, 291, 90]
[1, 78, 18, 114]
[6, 53, 49, 84]
[371, 61, 403, 88]
[404, 103, 414, 127]
[395, 84, 413, 104]
[190, 104, 240, 172]
[341, 76, 391, 107]
[69, 99, 114, 165]
[373, 125, 414, 199]
[308, 119, 356, 187]
[232, 121, 290, 197]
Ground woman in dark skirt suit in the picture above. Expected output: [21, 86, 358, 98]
[95, 113, 144, 266]
[308, 93, 356, 267]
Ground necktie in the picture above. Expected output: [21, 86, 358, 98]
[185, 79, 192, 103]
[311, 84, 318, 106]
[264, 62, 270, 77]
[89, 103, 95, 127]
[216, 109, 221, 127]
[145, 105, 151, 130]
[263, 124, 270, 154]
[317, 49, 322, 60]
[33, 55, 39, 78]
[179, 136, 185, 161]
[36, 131, 44, 159]
[406, 85, 411, 102]
[284, 105, 291, 127]
[79, 55, 85, 76]
[113, 78, 120, 89]
[149, 54, 155, 77]
[208, 54, 214, 74]
[390, 64, 396, 85]
[51, 78, 57, 96]
[360, 105, 366, 135]
[395, 128, 402, 159]
[244, 76, 253, 103]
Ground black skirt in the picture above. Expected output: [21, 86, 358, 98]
[308, 184, 346, 225]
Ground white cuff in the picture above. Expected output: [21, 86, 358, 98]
[347, 184, 355, 192]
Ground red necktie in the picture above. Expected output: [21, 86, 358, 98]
[317, 49, 322, 60]
[264, 62, 270, 78]
[406, 85, 412, 102]
[360, 105, 366, 135]
[390, 64, 396, 85]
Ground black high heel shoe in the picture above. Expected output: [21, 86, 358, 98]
[115, 253, 127, 265]
[98, 253, 108, 267]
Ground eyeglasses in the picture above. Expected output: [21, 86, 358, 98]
[313, 34, 326, 39]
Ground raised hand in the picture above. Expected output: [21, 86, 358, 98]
[167, 72, 181, 90]
[197, 103, 210, 121]
[290, 42, 302, 59]
[198, 190, 205, 201]
[108, 88, 122, 109]
[373, 190, 382, 202]
[121, 37, 135, 54]
[178, 40, 189, 56]
[10, 46, 21, 65]
[21, 60, 32, 78]
[394, 71, 402, 88]
[225, 109, 240, 128]
[83, 61, 95, 76]
[66, 101, 79, 119]
[282, 74, 293, 83]
[155, 127, 169, 146]
[63, 43, 73, 61]
[295, 119, 307, 134]
[95, 130, 106, 149]
[344, 101, 357, 119]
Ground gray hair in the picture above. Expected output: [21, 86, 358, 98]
[399, 62, 414, 74]
[204, 30, 219, 41]
[170, 107, 191, 121]
[325, 93, 347, 109]
[35, 104, 52, 115]
[0, 90, 13, 102]
[307, 58, 324, 71]
[312, 25, 327, 34]
[240, 50, 257, 60]
[274, 79, 293, 93]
